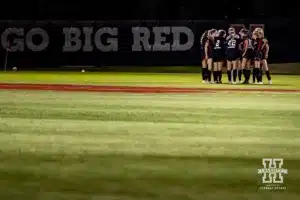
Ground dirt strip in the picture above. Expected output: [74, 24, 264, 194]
[0, 83, 299, 93]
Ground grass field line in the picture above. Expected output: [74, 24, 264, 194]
[1, 83, 300, 93]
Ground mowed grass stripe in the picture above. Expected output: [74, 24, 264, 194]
[1, 106, 299, 126]
[1, 118, 300, 133]
[2, 100, 300, 111]
[1, 92, 300, 126]
[1, 91, 300, 110]
[0, 72, 300, 89]
[1, 132, 300, 159]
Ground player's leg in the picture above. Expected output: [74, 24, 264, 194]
[207, 58, 213, 82]
[262, 59, 272, 84]
[252, 61, 256, 83]
[254, 60, 263, 84]
[217, 61, 223, 83]
[212, 62, 218, 83]
[240, 57, 248, 84]
[202, 58, 208, 83]
[237, 61, 242, 83]
[246, 59, 253, 83]
[227, 60, 232, 84]
[238, 57, 245, 84]
[256, 53, 263, 84]
[232, 60, 238, 84]
[240, 59, 248, 84]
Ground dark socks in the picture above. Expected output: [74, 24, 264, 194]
[266, 70, 271, 81]
[208, 70, 212, 82]
[243, 69, 248, 80]
[243, 69, 247, 81]
[257, 68, 262, 82]
[233, 69, 237, 82]
[218, 71, 222, 82]
[213, 71, 217, 82]
[238, 69, 242, 81]
[242, 69, 249, 83]
[227, 70, 232, 82]
[252, 68, 257, 83]
[246, 69, 251, 82]
[202, 68, 206, 80]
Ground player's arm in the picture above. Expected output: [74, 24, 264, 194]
[6, 42, 11, 52]
[204, 41, 209, 59]
[242, 40, 248, 56]
[264, 42, 269, 59]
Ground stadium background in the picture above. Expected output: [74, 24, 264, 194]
[0, 0, 299, 69]
[0, 1, 300, 200]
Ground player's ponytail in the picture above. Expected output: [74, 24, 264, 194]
[200, 30, 208, 45]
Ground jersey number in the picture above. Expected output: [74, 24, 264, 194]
[228, 40, 236, 47]
[215, 40, 220, 47]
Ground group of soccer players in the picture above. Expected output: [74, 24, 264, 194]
[200, 27, 272, 84]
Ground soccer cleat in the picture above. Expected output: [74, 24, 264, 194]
[232, 82, 237, 84]
[268, 80, 272, 84]
[228, 81, 232, 84]
[202, 80, 206, 83]
[242, 81, 249, 84]
[258, 82, 263, 84]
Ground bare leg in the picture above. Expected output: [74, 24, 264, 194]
[202, 59, 208, 82]
[212, 62, 218, 83]
[262, 59, 272, 83]
[207, 58, 213, 82]
[217, 62, 223, 83]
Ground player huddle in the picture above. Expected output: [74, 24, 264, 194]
[201, 27, 272, 84]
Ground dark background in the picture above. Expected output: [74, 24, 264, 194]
[0, 0, 299, 69]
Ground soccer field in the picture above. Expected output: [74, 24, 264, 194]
[0, 72, 299, 200]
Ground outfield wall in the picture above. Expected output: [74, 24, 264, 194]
[0, 20, 299, 73]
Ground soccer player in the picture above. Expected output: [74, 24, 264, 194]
[201, 30, 209, 83]
[239, 29, 253, 84]
[205, 29, 217, 83]
[226, 27, 240, 84]
[212, 29, 226, 83]
[255, 28, 272, 84]
[252, 30, 266, 84]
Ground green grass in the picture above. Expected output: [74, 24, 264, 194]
[20, 63, 300, 74]
[1, 72, 300, 89]
[0, 90, 300, 200]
